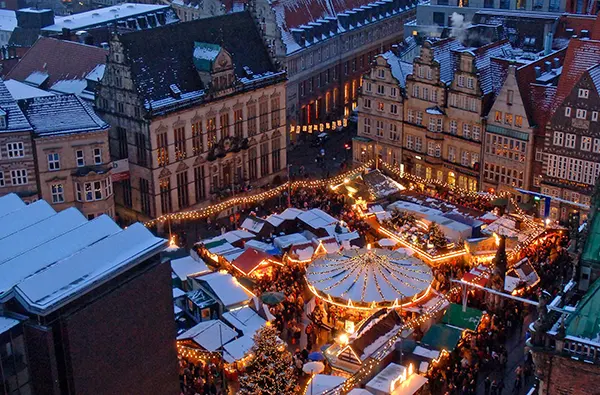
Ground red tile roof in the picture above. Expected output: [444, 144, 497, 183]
[7, 37, 107, 88]
[550, 38, 600, 116]
[232, 248, 271, 275]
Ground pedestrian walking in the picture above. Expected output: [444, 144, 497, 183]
[484, 376, 491, 395]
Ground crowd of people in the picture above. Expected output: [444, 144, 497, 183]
[178, 356, 228, 395]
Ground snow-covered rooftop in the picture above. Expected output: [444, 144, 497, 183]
[306, 375, 346, 395]
[4, 79, 54, 100]
[171, 255, 210, 281]
[274, 233, 308, 249]
[222, 335, 254, 363]
[177, 319, 238, 351]
[196, 271, 252, 308]
[222, 306, 266, 337]
[0, 194, 166, 315]
[298, 208, 338, 230]
[43, 3, 173, 32]
[0, 316, 20, 335]
[0, 10, 17, 32]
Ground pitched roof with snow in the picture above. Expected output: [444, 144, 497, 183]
[0, 194, 166, 315]
[429, 38, 465, 84]
[274, 0, 416, 55]
[348, 308, 403, 360]
[298, 208, 338, 230]
[177, 319, 238, 351]
[232, 248, 272, 275]
[196, 271, 252, 307]
[42, 3, 177, 33]
[380, 51, 413, 88]
[19, 94, 109, 136]
[0, 78, 32, 133]
[4, 79, 54, 100]
[7, 37, 107, 89]
[550, 39, 600, 117]
[222, 305, 266, 336]
[118, 11, 278, 108]
[171, 255, 210, 280]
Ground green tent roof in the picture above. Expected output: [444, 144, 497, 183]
[581, 210, 600, 268]
[421, 324, 463, 351]
[204, 239, 228, 250]
[441, 303, 483, 331]
[566, 279, 600, 341]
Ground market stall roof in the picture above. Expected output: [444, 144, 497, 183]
[289, 242, 314, 261]
[298, 208, 338, 230]
[222, 230, 256, 244]
[306, 248, 433, 308]
[172, 287, 185, 299]
[306, 374, 345, 395]
[222, 306, 266, 337]
[461, 264, 490, 287]
[420, 324, 463, 351]
[274, 233, 308, 249]
[412, 345, 440, 360]
[232, 248, 272, 275]
[505, 258, 540, 293]
[171, 256, 210, 280]
[366, 362, 428, 395]
[441, 303, 483, 331]
[0, 316, 20, 335]
[222, 335, 254, 363]
[196, 272, 252, 308]
[241, 216, 270, 234]
[177, 320, 238, 352]
[348, 309, 403, 360]
[314, 236, 340, 254]
[347, 389, 372, 395]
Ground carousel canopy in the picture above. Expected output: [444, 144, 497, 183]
[306, 248, 433, 309]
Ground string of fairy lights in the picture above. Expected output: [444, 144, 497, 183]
[144, 160, 375, 227]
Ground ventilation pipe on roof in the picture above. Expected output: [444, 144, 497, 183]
[543, 32, 553, 56]
[534, 66, 542, 78]
[544, 61, 552, 73]
[553, 57, 560, 69]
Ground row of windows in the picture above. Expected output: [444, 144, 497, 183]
[564, 107, 599, 121]
[155, 100, 281, 166]
[553, 131, 600, 152]
[299, 67, 339, 96]
[448, 93, 478, 112]
[485, 134, 527, 162]
[448, 120, 481, 141]
[363, 99, 398, 114]
[364, 81, 398, 98]
[493, 111, 524, 128]
[447, 147, 479, 167]
[75, 178, 113, 203]
[46, 148, 103, 171]
[0, 169, 28, 186]
[412, 84, 439, 103]
[546, 154, 600, 185]
[362, 118, 399, 141]
[483, 162, 525, 188]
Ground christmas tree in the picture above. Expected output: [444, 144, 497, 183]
[238, 324, 298, 395]
[428, 222, 447, 249]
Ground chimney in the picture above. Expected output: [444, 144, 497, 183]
[552, 57, 560, 69]
[301, 25, 314, 43]
[581, 29, 590, 38]
[325, 16, 337, 35]
[346, 10, 357, 28]
[534, 66, 541, 78]
[362, 5, 373, 23]
[544, 61, 552, 73]
[16, 8, 54, 29]
[308, 21, 322, 40]
[543, 32, 553, 56]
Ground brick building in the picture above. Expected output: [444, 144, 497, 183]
[0, 193, 178, 395]
[97, 12, 287, 223]
[248, 0, 416, 141]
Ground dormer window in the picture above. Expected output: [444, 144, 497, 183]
[193, 42, 235, 92]
[0, 108, 6, 129]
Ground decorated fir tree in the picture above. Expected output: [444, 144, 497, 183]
[428, 222, 447, 249]
[238, 324, 298, 395]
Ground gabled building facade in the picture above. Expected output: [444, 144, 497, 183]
[97, 12, 286, 223]
[248, 0, 416, 141]
[483, 65, 535, 197]
[354, 50, 412, 166]
[542, 59, 600, 221]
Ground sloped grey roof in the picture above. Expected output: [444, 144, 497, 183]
[0, 79, 32, 133]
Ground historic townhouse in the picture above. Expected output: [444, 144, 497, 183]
[97, 12, 286, 223]
[354, 51, 412, 166]
[402, 38, 461, 182]
[20, 95, 114, 220]
[0, 81, 36, 202]
[541, 39, 600, 222]
[483, 65, 535, 197]
[248, 0, 416, 141]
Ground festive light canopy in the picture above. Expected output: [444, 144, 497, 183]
[306, 248, 433, 309]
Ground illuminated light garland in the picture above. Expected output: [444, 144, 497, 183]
[143, 160, 375, 227]
[290, 118, 348, 135]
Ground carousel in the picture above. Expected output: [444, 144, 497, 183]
[305, 246, 434, 310]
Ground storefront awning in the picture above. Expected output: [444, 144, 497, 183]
[420, 324, 463, 351]
[441, 303, 483, 331]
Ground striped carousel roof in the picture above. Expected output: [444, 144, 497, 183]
[306, 248, 433, 309]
